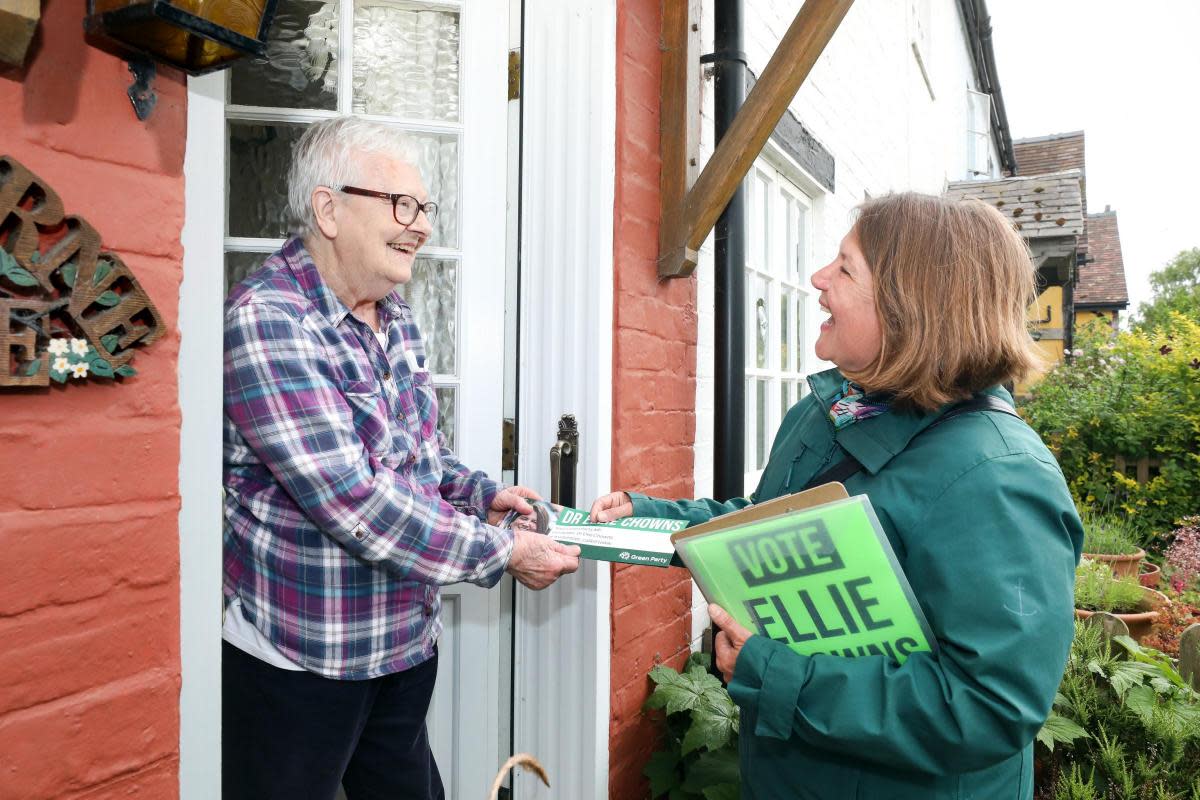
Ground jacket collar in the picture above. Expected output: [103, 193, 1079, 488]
[804, 367, 1012, 475]
[282, 236, 404, 329]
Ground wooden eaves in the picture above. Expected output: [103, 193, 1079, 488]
[658, 0, 855, 278]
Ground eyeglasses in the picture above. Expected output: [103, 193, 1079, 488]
[339, 186, 439, 227]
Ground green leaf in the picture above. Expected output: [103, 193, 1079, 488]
[1036, 711, 1090, 752]
[0, 246, 18, 275]
[643, 750, 682, 799]
[94, 291, 121, 307]
[101, 334, 120, 353]
[1124, 684, 1158, 725]
[685, 651, 712, 673]
[646, 681, 701, 716]
[681, 697, 738, 755]
[61, 263, 77, 287]
[116, 365, 137, 377]
[23, 359, 42, 377]
[700, 785, 740, 800]
[92, 259, 113, 286]
[29, 250, 40, 264]
[89, 358, 115, 378]
[49, 367, 67, 384]
[4, 265, 39, 287]
[681, 749, 739, 794]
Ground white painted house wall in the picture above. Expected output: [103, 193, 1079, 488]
[691, 0, 1004, 646]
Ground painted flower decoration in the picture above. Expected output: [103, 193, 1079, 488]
[70, 338, 90, 356]
[70, 362, 89, 379]
[52, 356, 70, 374]
[48, 338, 71, 356]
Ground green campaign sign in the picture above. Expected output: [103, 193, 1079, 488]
[676, 496, 934, 664]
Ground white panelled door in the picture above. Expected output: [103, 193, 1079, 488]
[207, 1, 511, 796]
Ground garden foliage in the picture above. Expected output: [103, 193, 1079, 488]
[1075, 558, 1146, 614]
[1022, 314, 1200, 536]
[1037, 623, 1200, 799]
[643, 652, 740, 800]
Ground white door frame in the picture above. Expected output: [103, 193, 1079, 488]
[511, 0, 616, 797]
[178, 72, 225, 800]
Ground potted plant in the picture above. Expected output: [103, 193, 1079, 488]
[1074, 558, 1164, 642]
[1139, 560, 1162, 589]
[1080, 509, 1145, 578]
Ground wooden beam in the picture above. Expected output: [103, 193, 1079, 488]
[658, 0, 854, 278]
[658, 0, 702, 273]
[0, 0, 39, 69]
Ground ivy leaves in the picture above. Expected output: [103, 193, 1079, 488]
[0, 246, 39, 287]
[643, 652, 741, 800]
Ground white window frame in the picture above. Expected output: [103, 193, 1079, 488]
[743, 153, 817, 494]
[967, 89, 993, 178]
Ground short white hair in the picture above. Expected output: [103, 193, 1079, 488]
[287, 116, 420, 236]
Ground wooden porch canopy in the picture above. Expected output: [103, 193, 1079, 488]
[658, 0, 855, 278]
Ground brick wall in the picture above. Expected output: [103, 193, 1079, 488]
[609, 0, 698, 796]
[0, 1, 185, 797]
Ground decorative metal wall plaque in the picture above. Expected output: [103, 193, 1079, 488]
[1, 155, 164, 388]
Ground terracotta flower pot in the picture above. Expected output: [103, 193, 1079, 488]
[1081, 548, 1145, 578]
[1075, 588, 1168, 643]
[1138, 562, 1162, 589]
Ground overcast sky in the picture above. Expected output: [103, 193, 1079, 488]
[987, 1, 1200, 317]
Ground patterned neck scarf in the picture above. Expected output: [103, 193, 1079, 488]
[828, 379, 891, 430]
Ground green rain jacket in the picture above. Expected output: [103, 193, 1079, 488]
[631, 368, 1083, 800]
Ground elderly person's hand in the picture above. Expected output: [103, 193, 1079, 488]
[709, 604, 753, 683]
[588, 491, 633, 523]
[487, 485, 542, 526]
[505, 530, 581, 589]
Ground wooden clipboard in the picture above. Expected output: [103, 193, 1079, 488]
[669, 482, 850, 545]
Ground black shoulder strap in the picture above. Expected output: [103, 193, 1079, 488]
[800, 395, 1019, 490]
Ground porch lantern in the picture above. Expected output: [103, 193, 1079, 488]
[84, 0, 279, 75]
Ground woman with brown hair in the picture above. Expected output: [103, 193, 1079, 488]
[591, 192, 1082, 799]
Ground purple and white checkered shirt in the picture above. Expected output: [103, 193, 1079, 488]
[223, 237, 513, 680]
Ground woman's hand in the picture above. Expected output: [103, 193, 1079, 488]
[709, 604, 753, 683]
[588, 491, 633, 523]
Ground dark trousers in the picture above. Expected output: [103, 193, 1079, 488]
[222, 641, 444, 800]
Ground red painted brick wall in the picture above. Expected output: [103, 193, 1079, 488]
[609, 1, 699, 796]
[0, 1, 185, 797]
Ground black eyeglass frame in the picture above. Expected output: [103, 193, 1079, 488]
[339, 185, 439, 227]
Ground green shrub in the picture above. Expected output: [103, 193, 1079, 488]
[1081, 508, 1144, 556]
[1021, 314, 1200, 538]
[1075, 558, 1146, 613]
[642, 652, 740, 800]
[1036, 623, 1200, 798]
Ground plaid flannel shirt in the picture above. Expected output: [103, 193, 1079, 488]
[223, 237, 513, 680]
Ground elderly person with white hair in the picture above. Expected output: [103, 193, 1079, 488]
[221, 116, 580, 800]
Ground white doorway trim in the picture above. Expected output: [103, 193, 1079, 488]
[512, 0, 615, 797]
[178, 72, 225, 800]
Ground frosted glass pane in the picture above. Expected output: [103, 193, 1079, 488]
[756, 173, 771, 270]
[753, 274, 769, 369]
[404, 258, 457, 374]
[796, 294, 805, 371]
[228, 121, 306, 239]
[225, 251, 270, 295]
[780, 292, 790, 371]
[229, 0, 339, 110]
[794, 204, 808, 280]
[755, 379, 768, 469]
[436, 386, 456, 451]
[353, 2, 461, 122]
[227, 123, 458, 247]
[409, 134, 459, 249]
[781, 381, 789, 421]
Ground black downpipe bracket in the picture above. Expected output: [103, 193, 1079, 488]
[711, 0, 746, 503]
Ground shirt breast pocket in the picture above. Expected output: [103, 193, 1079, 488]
[340, 379, 399, 462]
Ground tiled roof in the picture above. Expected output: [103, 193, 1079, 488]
[945, 170, 1084, 240]
[1013, 131, 1088, 255]
[1077, 211, 1129, 308]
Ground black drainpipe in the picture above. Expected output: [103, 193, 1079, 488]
[709, 0, 746, 501]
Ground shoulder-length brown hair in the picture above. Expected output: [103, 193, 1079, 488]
[843, 192, 1043, 412]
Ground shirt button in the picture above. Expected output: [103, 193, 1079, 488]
[382, 371, 392, 381]
[424, 604, 433, 617]
[353, 526, 367, 541]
